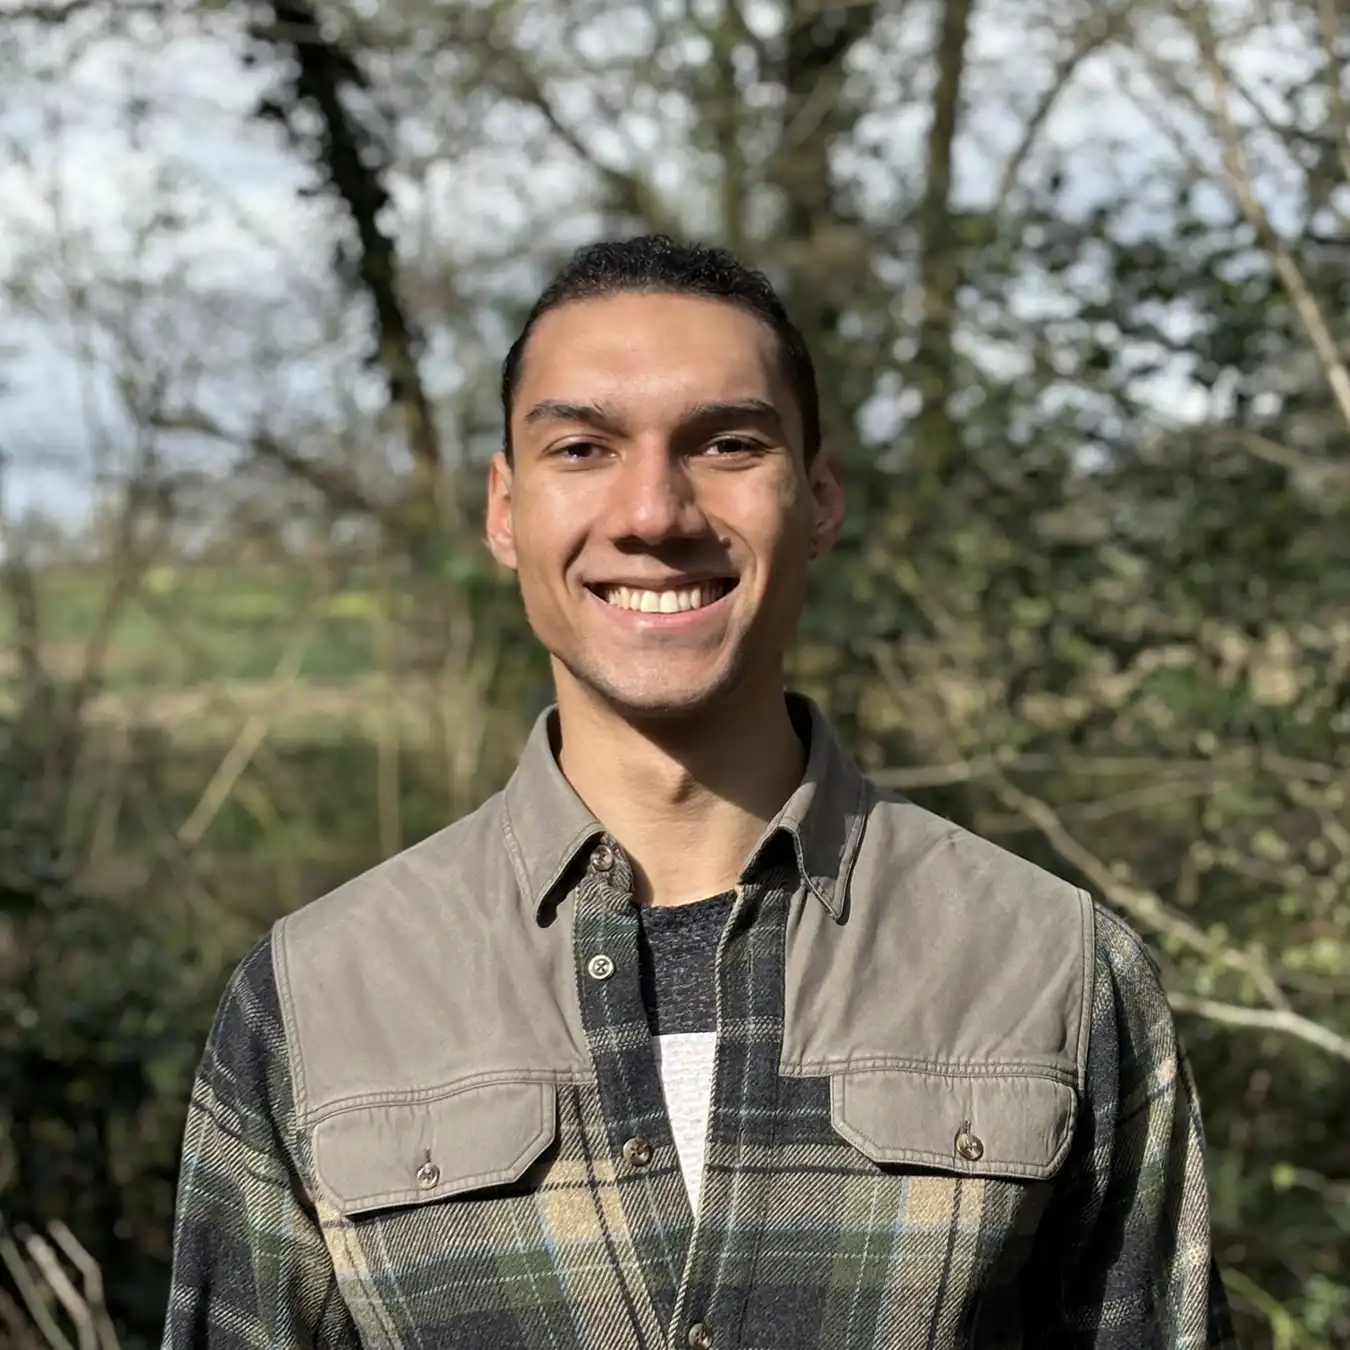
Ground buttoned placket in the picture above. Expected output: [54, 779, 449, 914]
[665, 863, 797, 1350]
[573, 834, 801, 1350]
[573, 837, 698, 1344]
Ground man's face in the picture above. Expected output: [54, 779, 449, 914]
[485, 292, 844, 720]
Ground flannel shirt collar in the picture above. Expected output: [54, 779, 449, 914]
[502, 693, 871, 921]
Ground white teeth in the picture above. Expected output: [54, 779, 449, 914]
[600, 584, 725, 613]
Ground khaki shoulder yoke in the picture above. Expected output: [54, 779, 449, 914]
[275, 769, 1094, 1212]
[274, 783, 1093, 1121]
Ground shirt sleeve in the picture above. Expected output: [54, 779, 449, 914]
[1023, 906, 1240, 1349]
[162, 935, 360, 1350]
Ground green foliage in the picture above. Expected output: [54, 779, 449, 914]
[6, 1, 1350, 1347]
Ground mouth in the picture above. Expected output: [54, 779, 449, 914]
[585, 578, 738, 615]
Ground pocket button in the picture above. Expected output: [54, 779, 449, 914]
[955, 1128, 984, 1162]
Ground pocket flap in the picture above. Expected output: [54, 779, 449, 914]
[830, 1070, 1075, 1181]
[312, 1080, 557, 1215]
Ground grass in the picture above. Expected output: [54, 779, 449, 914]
[7, 561, 546, 914]
[3, 562, 388, 694]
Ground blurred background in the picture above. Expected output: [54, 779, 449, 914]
[1, 0, 1348, 1345]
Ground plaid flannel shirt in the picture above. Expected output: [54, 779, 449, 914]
[163, 701, 1237, 1350]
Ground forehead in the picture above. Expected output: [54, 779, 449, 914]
[516, 292, 792, 422]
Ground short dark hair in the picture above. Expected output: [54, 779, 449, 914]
[500, 234, 821, 462]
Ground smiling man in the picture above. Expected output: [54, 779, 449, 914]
[163, 236, 1237, 1349]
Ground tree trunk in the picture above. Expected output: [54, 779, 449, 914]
[252, 2, 444, 548]
[912, 0, 976, 484]
[769, 0, 878, 442]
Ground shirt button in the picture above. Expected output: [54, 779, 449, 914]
[592, 843, 615, 872]
[687, 1323, 714, 1349]
[622, 1136, 653, 1168]
[415, 1159, 441, 1189]
[587, 954, 615, 981]
[955, 1127, 984, 1162]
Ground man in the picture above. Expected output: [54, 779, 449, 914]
[164, 235, 1237, 1349]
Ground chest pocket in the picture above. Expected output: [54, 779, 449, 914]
[805, 1070, 1079, 1348]
[311, 1078, 558, 1215]
[308, 1080, 589, 1347]
[829, 1068, 1077, 1180]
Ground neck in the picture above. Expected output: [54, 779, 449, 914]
[554, 677, 806, 908]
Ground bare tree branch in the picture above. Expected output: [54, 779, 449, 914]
[45, 1223, 118, 1350]
[1190, 2, 1350, 433]
[0, 1287, 46, 1350]
[1167, 993, 1350, 1063]
[1211, 426, 1350, 494]
[989, 769, 1294, 1004]
[0, 452, 49, 702]
[0, 1232, 74, 1350]
[761, 0, 881, 380]
[0, 1224, 120, 1350]
[132, 794, 219, 915]
[490, 44, 681, 236]
[171, 611, 319, 856]
[55, 463, 171, 758]
[994, 6, 1133, 216]
[147, 409, 404, 536]
[251, 430, 392, 528]
[22, 1234, 95, 1350]
[707, 0, 750, 248]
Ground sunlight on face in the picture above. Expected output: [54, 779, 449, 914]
[486, 292, 843, 721]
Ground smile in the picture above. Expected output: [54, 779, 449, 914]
[588, 579, 737, 614]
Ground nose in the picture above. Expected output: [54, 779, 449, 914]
[606, 446, 707, 544]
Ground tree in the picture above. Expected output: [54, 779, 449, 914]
[3, 0, 1349, 1343]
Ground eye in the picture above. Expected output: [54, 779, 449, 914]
[704, 435, 763, 458]
[552, 440, 605, 462]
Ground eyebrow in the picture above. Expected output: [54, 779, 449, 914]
[521, 399, 621, 428]
[684, 398, 785, 433]
[520, 397, 786, 435]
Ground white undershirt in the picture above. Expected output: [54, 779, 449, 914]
[651, 1031, 718, 1213]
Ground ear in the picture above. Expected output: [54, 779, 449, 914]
[484, 450, 518, 571]
[807, 444, 845, 558]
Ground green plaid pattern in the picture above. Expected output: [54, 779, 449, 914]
[164, 865, 1236, 1348]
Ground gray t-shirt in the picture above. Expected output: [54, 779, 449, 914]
[637, 892, 734, 1211]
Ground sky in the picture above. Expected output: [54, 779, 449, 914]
[0, 0, 1299, 528]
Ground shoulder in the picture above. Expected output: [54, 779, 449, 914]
[262, 787, 582, 1118]
[196, 934, 296, 1136]
[817, 788, 1096, 1078]
[863, 796, 1178, 1066]
[852, 791, 1180, 1082]
[204, 935, 284, 1071]
[1093, 903, 1168, 993]
[865, 787, 1085, 894]
[855, 786, 1092, 940]
[275, 786, 512, 960]
[267, 783, 514, 1064]
[1086, 902, 1181, 1078]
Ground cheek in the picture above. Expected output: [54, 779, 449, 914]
[750, 506, 813, 608]
[513, 553, 570, 646]
[508, 497, 583, 604]
[747, 498, 812, 573]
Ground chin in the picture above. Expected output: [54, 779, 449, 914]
[562, 661, 739, 723]
[601, 685, 728, 722]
